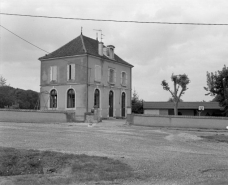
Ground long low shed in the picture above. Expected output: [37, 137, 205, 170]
[143, 102, 223, 116]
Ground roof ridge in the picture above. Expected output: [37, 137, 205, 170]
[80, 34, 87, 53]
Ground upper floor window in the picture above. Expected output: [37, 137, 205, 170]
[67, 64, 75, 81]
[67, 89, 75, 108]
[108, 68, 116, 84]
[121, 72, 127, 86]
[50, 66, 57, 82]
[50, 89, 57, 108]
[95, 65, 101, 82]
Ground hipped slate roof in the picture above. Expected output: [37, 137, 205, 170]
[143, 102, 222, 110]
[39, 34, 133, 67]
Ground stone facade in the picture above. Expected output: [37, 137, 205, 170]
[39, 34, 133, 119]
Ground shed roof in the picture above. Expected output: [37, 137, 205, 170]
[143, 102, 222, 110]
[39, 34, 133, 67]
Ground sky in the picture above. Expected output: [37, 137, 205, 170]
[1, 0, 228, 102]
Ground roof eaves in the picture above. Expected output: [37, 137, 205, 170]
[39, 54, 87, 61]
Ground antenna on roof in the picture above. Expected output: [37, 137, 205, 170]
[93, 29, 103, 42]
[81, 27, 83, 35]
[101, 33, 105, 42]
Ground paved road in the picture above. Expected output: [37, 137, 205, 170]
[0, 120, 228, 185]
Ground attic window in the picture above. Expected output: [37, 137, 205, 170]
[106, 45, 115, 59]
[106, 48, 110, 56]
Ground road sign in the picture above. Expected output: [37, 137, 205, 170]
[198, 106, 204, 111]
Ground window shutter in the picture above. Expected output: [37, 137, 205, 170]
[126, 73, 128, 86]
[121, 72, 123, 85]
[67, 65, 69, 80]
[71, 64, 75, 80]
[95, 66, 97, 81]
[50, 66, 53, 82]
[95, 66, 98, 81]
[108, 69, 110, 82]
[114, 70, 116, 83]
[98, 66, 101, 82]
[53, 66, 57, 81]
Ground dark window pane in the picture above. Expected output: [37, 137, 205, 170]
[67, 89, 75, 108]
[94, 89, 100, 108]
[50, 89, 57, 108]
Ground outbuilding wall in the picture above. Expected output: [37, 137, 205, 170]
[0, 109, 77, 123]
[130, 114, 228, 130]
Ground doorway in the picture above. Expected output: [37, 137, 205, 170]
[121, 92, 126, 117]
[109, 91, 114, 117]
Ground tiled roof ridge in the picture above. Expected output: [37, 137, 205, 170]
[80, 34, 87, 53]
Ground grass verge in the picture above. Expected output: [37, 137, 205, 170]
[0, 147, 134, 184]
[200, 134, 228, 144]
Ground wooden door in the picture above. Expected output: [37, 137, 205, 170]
[109, 91, 114, 117]
[121, 92, 126, 117]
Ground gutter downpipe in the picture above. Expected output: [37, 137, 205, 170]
[130, 67, 132, 111]
[86, 54, 89, 113]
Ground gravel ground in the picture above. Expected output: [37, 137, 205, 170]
[0, 120, 228, 185]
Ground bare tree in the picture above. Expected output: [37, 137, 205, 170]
[161, 74, 190, 115]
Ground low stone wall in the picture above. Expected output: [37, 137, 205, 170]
[0, 109, 78, 123]
[129, 114, 228, 130]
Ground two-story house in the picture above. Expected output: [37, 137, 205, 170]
[39, 33, 133, 120]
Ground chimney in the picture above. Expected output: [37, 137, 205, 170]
[98, 42, 103, 56]
[107, 45, 115, 59]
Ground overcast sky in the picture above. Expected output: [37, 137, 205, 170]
[1, 0, 228, 102]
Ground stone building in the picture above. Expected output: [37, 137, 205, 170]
[39, 33, 133, 120]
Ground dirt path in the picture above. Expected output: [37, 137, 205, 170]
[0, 120, 228, 184]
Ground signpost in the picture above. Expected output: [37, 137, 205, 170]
[198, 106, 204, 116]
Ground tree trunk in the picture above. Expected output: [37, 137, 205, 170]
[174, 102, 178, 115]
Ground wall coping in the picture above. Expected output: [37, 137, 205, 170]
[133, 114, 228, 120]
[0, 109, 75, 114]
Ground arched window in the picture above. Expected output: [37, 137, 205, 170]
[94, 89, 100, 108]
[67, 89, 75, 108]
[50, 89, 57, 108]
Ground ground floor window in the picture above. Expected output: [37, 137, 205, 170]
[67, 89, 75, 108]
[94, 89, 100, 108]
[50, 89, 57, 108]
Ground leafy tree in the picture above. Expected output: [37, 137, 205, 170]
[167, 97, 183, 102]
[204, 65, 228, 116]
[0, 86, 15, 108]
[0, 86, 39, 109]
[132, 90, 143, 114]
[161, 74, 190, 115]
[0, 75, 7, 86]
